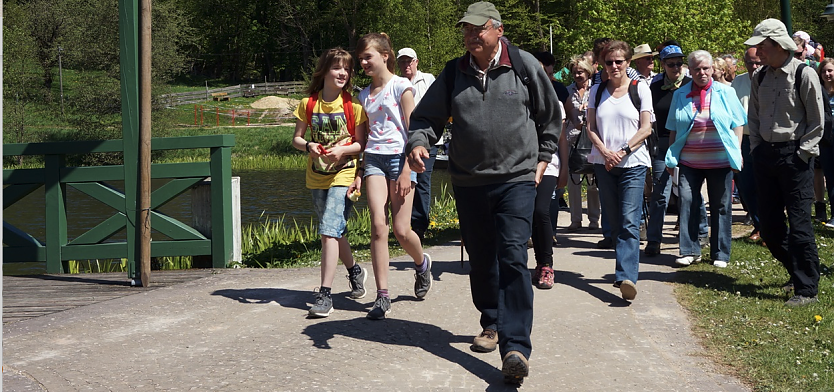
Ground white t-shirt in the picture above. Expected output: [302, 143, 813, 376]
[587, 81, 653, 168]
[544, 101, 566, 177]
[360, 75, 414, 155]
[410, 70, 436, 105]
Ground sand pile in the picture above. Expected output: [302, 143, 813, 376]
[250, 96, 299, 113]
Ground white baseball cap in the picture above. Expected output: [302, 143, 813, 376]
[397, 48, 417, 60]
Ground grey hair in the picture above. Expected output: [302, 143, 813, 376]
[490, 19, 502, 28]
[688, 50, 713, 68]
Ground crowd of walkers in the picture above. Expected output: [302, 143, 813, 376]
[289, 1, 827, 385]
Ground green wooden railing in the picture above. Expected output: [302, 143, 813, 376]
[3, 135, 235, 277]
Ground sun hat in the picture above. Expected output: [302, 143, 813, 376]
[456, 2, 501, 27]
[397, 48, 417, 60]
[632, 44, 658, 60]
[743, 18, 797, 51]
[659, 45, 685, 60]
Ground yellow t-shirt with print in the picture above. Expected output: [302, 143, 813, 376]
[294, 94, 368, 189]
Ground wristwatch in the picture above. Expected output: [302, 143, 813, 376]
[620, 143, 632, 155]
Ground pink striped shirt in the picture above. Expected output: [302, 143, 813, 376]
[679, 93, 731, 169]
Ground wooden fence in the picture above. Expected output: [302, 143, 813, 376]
[159, 81, 306, 107]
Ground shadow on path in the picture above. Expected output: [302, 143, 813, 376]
[302, 318, 523, 391]
[210, 288, 370, 313]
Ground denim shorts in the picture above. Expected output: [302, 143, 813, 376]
[363, 153, 417, 182]
[311, 186, 353, 238]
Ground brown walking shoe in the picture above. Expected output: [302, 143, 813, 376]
[470, 328, 498, 353]
[502, 351, 529, 385]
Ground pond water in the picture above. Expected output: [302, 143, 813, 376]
[3, 168, 453, 275]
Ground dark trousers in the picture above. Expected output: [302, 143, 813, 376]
[737, 135, 760, 232]
[753, 143, 820, 297]
[532, 175, 558, 266]
[411, 146, 438, 236]
[820, 142, 834, 215]
[454, 181, 535, 359]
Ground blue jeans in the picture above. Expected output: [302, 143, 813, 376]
[364, 153, 417, 182]
[678, 165, 733, 261]
[311, 187, 353, 238]
[594, 164, 647, 283]
[454, 182, 535, 359]
[647, 139, 673, 243]
[411, 145, 438, 235]
[737, 135, 760, 232]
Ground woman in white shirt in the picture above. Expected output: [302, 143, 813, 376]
[586, 40, 653, 302]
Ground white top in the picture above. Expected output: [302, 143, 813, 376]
[730, 73, 752, 135]
[587, 81, 653, 168]
[360, 75, 414, 155]
[544, 101, 567, 176]
[409, 70, 436, 105]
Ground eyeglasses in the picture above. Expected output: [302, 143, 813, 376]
[460, 23, 494, 36]
[397, 58, 415, 66]
[604, 59, 627, 66]
[665, 62, 684, 68]
[692, 66, 712, 73]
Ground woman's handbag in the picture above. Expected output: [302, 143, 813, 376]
[568, 123, 595, 175]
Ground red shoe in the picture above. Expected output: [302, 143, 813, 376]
[533, 265, 555, 289]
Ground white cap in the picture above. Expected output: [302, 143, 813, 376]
[397, 48, 417, 60]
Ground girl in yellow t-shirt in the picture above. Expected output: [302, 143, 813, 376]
[292, 48, 369, 318]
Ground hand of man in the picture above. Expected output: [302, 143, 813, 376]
[408, 146, 429, 173]
[535, 161, 548, 186]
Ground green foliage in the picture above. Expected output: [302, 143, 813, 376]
[676, 227, 834, 391]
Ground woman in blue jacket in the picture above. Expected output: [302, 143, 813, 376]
[665, 50, 746, 268]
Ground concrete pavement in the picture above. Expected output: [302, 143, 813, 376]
[3, 218, 750, 391]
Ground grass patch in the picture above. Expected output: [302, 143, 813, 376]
[674, 224, 834, 391]
[240, 186, 460, 268]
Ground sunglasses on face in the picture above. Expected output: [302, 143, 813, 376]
[665, 62, 684, 68]
[604, 59, 627, 66]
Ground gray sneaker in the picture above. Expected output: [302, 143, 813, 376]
[785, 295, 819, 307]
[367, 295, 391, 320]
[414, 253, 433, 299]
[308, 292, 333, 318]
[346, 264, 367, 299]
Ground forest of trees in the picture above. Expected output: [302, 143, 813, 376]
[4, 0, 834, 136]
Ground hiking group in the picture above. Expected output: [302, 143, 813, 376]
[291, 1, 828, 385]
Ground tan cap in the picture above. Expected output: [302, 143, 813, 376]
[744, 18, 797, 52]
[456, 2, 501, 27]
[632, 44, 657, 60]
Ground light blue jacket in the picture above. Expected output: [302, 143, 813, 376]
[664, 81, 747, 171]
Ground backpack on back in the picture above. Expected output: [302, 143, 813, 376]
[756, 64, 834, 146]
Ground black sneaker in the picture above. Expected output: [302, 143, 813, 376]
[414, 253, 433, 299]
[308, 292, 333, 318]
[644, 241, 660, 256]
[346, 264, 367, 299]
[597, 237, 613, 249]
[367, 295, 391, 320]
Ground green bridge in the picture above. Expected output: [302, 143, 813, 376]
[3, 135, 235, 278]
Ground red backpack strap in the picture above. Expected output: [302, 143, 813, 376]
[305, 92, 318, 130]
[341, 91, 356, 140]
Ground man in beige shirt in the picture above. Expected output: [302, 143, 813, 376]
[731, 47, 762, 242]
[747, 18, 824, 307]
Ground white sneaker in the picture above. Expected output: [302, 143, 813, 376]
[675, 255, 702, 266]
[713, 260, 728, 268]
[826, 220, 834, 228]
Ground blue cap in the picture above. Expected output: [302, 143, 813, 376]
[659, 45, 685, 60]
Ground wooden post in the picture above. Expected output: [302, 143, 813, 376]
[200, 105, 203, 126]
[216, 107, 219, 127]
[194, 105, 197, 126]
[232, 109, 235, 126]
[137, 0, 152, 287]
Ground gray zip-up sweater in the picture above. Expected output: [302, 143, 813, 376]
[406, 42, 562, 187]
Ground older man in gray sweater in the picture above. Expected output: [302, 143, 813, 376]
[406, 1, 561, 385]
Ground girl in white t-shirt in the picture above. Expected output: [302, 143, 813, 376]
[350, 33, 430, 320]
